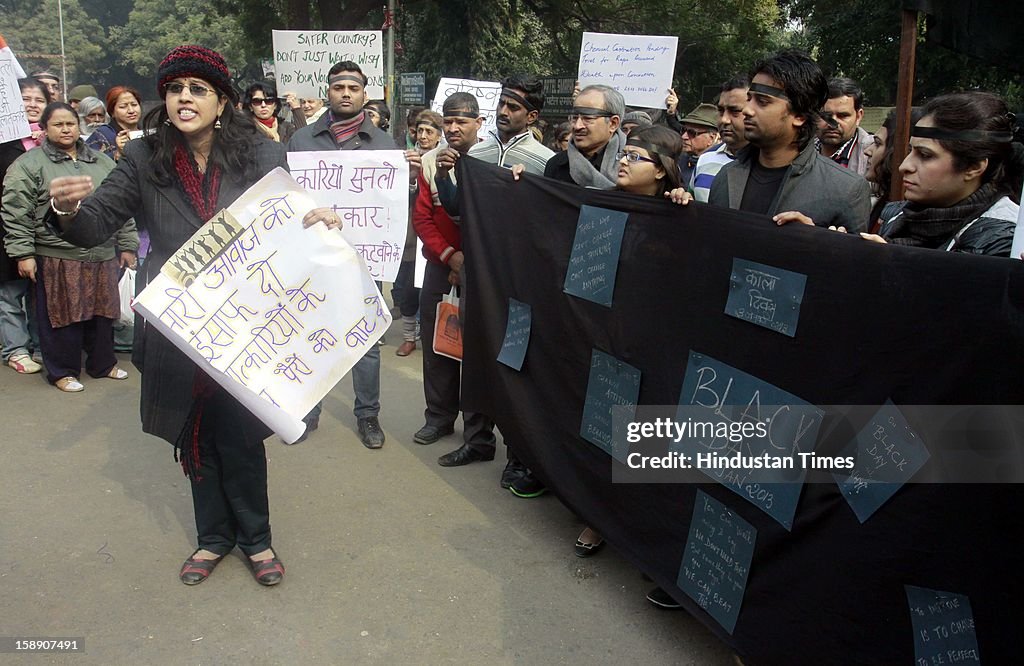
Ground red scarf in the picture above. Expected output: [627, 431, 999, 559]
[329, 110, 365, 146]
[256, 116, 276, 128]
[173, 144, 222, 221]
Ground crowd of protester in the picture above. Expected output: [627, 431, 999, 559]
[2, 43, 1021, 601]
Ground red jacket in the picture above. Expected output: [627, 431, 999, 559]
[412, 167, 460, 266]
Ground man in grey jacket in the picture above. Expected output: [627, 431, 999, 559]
[288, 60, 402, 449]
[708, 50, 870, 232]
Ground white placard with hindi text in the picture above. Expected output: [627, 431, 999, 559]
[272, 30, 384, 100]
[1011, 181, 1024, 260]
[431, 77, 501, 139]
[133, 168, 391, 443]
[288, 150, 409, 282]
[577, 32, 678, 109]
[0, 50, 30, 143]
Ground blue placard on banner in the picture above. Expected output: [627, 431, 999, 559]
[563, 205, 628, 307]
[905, 585, 981, 666]
[497, 298, 532, 371]
[580, 349, 641, 463]
[725, 258, 807, 337]
[678, 490, 757, 634]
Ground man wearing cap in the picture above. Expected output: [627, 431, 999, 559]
[817, 77, 873, 176]
[288, 60, 408, 450]
[707, 49, 870, 232]
[677, 103, 720, 192]
[692, 77, 749, 203]
[542, 84, 625, 188]
[32, 71, 61, 102]
[620, 110, 652, 136]
[67, 84, 98, 111]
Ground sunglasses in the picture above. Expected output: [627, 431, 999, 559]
[251, 97, 277, 106]
[165, 82, 216, 98]
[616, 150, 658, 165]
[682, 127, 714, 138]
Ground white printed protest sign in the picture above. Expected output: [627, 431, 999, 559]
[272, 30, 384, 100]
[287, 150, 409, 282]
[577, 32, 678, 108]
[0, 50, 30, 143]
[431, 77, 501, 139]
[133, 168, 391, 443]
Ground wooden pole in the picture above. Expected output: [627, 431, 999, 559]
[890, 9, 918, 201]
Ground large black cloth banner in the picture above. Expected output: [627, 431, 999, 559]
[457, 157, 1024, 664]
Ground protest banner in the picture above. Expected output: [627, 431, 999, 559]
[133, 168, 391, 443]
[430, 77, 501, 138]
[272, 30, 384, 100]
[0, 46, 30, 143]
[577, 32, 678, 108]
[287, 150, 409, 282]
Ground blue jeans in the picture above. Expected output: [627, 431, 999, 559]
[0, 279, 39, 361]
[306, 345, 381, 421]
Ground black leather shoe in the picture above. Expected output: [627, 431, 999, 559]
[646, 586, 683, 609]
[500, 459, 528, 489]
[357, 416, 385, 449]
[413, 423, 455, 445]
[438, 443, 495, 467]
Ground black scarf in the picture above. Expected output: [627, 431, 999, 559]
[886, 183, 1001, 248]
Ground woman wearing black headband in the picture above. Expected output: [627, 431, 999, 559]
[859, 91, 1023, 256]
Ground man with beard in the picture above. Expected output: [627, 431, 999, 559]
[288, 60, 414, 450]
[543, 84, 625, 188]
[410, 92, 498, 465]
[692, 77, 749, 202]
[817, 77, 872, 176]
[707, 50, 870, 232]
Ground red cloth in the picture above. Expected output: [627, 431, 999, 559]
[412, 170, 460, 265]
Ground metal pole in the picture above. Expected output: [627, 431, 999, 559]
[890, 9, 918, 202]
[57, 0, 68, 99]
[385, 0, 395, 110]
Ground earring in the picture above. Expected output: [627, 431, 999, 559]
[163, 118, 171, 126]
[214, 117, 222, 130]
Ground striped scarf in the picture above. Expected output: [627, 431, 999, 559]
[329, 110, 365, 146]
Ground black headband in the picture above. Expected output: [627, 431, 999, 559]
[748, 82, 788, 101]
[329, 74, 365, 86]
[625, 139, 664, 161]
[571, 106, 615, 118]
[417, 119, 442, 131]
[442, 110, 480, 120]
[500, 89, 537, 112]
[911, 125, 1014, 144]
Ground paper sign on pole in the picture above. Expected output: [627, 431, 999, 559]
[287, 150, 409, 282]
[133, 168, 391, 443]
[0, 49, 30, 143]
[272, 30, 384, 100]
[577, 32, 678, 108]
[430, 77, 501, 139]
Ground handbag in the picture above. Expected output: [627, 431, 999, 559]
[432, 286, 463, 361]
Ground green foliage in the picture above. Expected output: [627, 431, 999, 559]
[3, 0, 108, 82]
[109, 0, 247, 78]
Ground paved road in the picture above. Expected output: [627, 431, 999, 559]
[0, 321, 734, 664]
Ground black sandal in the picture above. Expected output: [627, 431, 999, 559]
[179, 549, 225, 585]
[249, 550, 285, 586]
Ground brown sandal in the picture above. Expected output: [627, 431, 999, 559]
[179, 549, 224, 585]
[249, 550, 285, 586]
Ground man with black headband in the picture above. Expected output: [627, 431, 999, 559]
[467, 75, 554, 174]
[708, 49, 870, 231]
[543, 84, 626, 188]
[289, 60, 419, 450]
[411, 92, 498, 467]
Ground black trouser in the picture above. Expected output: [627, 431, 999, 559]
[34, 262, 116, 384]
[391, 259, 420, 318]
[420, 260, 496, 454]
[190, 391, 272, 557]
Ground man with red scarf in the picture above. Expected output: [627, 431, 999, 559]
[288, 61, 399, 450]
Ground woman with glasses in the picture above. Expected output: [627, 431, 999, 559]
[86, 86, 143, 160]
[46, 45, 342, 588]
[244, 81, 305, 144]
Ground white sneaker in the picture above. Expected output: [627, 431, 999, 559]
[8, 353, 41, 374]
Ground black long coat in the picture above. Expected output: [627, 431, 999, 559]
[0, 140, 28, 282]
[57, 138, 289, 444]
